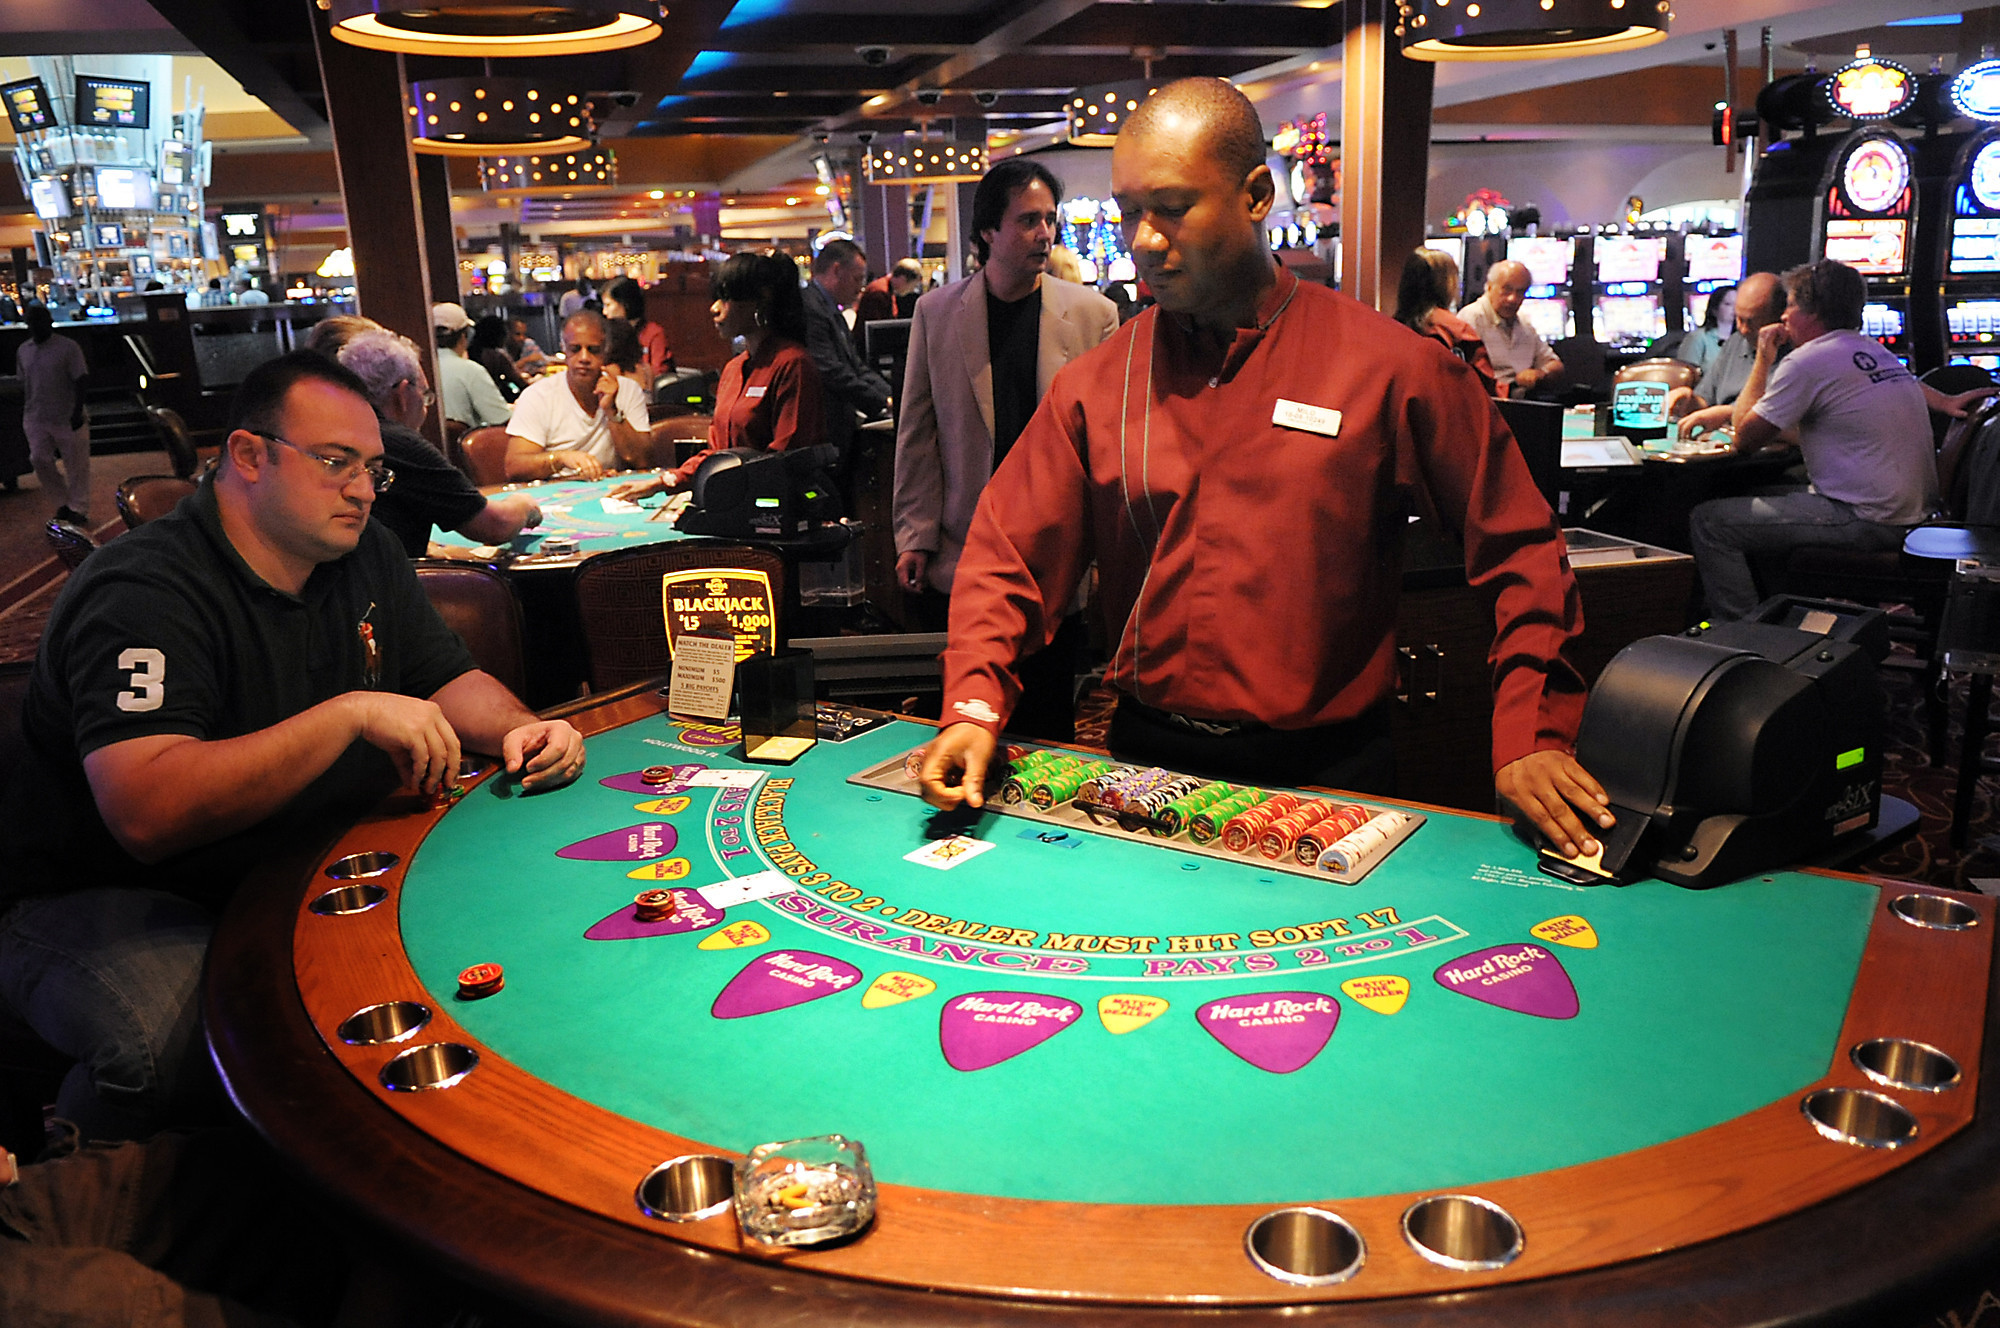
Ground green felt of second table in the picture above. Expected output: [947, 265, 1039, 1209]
[397, 716, 1876, 1208]
[431, 477, 699, 558]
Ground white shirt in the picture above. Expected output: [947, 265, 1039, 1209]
[1751, 329, 1936, 526]
[437, 346, 512, 429]
[16, 334, 85, 428]
[1460, 294, 1562, 385]
[508, 372, 649, 469]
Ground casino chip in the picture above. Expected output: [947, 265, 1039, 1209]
[640, 765, 678, 787]
[634, 888, 680, 922]
[457, 963, 505, 1000]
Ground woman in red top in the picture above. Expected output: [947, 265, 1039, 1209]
[613, 253, 825, 498]
[603, 276, 673, 386]
[1393, 247, 1498, 397]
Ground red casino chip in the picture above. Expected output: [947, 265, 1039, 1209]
[633, 888, 680, 922]
[457, 963, 505, 999]
[640, 765, 678, 787]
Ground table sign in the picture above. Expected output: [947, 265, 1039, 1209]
[660, 568, 777, 662]
[668, 634, 737, 722]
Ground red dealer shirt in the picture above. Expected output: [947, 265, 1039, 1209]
[668, 336, 825, 484]
[941, 268, 1587, 774]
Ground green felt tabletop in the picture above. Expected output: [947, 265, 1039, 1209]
[431, 477, 699, 556]
[396, 715, 1877, 1207]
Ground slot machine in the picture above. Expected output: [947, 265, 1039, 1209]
[1680, 232, 1745, 335]
[1505, 234, 1576, 343]
[1816, 127, 1918, 363]
[1939, 128, 2000, 372]
[1590, 234, 1667, 353]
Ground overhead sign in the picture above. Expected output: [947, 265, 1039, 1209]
[1824, 58, 1916, 121]
[1953, 59, 2000, 122]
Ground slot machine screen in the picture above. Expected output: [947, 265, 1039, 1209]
[1507, 237, 1574, 289]
[1951, 216, 2000, 274]
[1862, 302, 1907, 339]
[1594, 296, 1667, 345]
[75, 76, 150, 130]
[1519, 297, 1573, 341]
[160, 140, 193, 188]
[1823, 218, 1909, 275]
[1594, 237, 1663, 283]
[1685, 234, 1745, 282]
[1948, 299, 2000, 340]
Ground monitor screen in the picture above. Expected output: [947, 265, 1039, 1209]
[1519, 296, 1573, 342]
[76, 75, 150, 130]
[1425, 236, 1466, 272]
[1611, 380, 1671, 432]
[1507, 236, 1574, 288]
[160, 139, 192, 187]
[1947, 299, 2000, 339]
[1595, 296, 1667, 345]
[1862, 301, 1907, 338]
[0, 77, 55, 134]
[1594, 237, 1663, 284]
[28, 178, 69, 221]
[1823, 217, 1909, 275]
[1684, 234, 1745, 282]
[1952, 216, 2000, 274]
[93, 223, 124, 249]
[95, 166, 153, 211]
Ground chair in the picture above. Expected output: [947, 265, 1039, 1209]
[1547, 335, 1611, 404]
[44, 519, 96, 570]
[648, 415, 713, 470]
[573, 543, 786, 693]
[0, 659, 71, 1160]
[1611, 357, 1701, 392]
[114, 475, 197, 529]
[144, 404, 199, 479]
[414, 560, 529, 699]
[1923, 363, 1999, 451]
[462, 426, 512, 487]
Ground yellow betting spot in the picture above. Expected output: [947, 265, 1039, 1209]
[1097, 993, 1170, 1034]
[1341, 974, 1411, 1016]
[697, 920, 771, 950]
[861, 971, 938, 1009]
[633, 795, 692, 815]
[627, 857, 692, 881]
[1531, 915, 1599, 949]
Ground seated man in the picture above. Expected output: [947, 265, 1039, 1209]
[504, 311, 651, 482]
[853, 257, 925, 341]
[305, 318, 543, 555]
[1460, 260, 1564, 398]
[1688, 259, 1938, 620]
[433, 302, 512, 431]
[0, 352, 585, 1143]
[1675, 271, 1784, 437]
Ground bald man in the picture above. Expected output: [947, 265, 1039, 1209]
[1674, 270, 1785, 437]
[1461, 260, 1564, 396]
[918, 78, 1612, 863]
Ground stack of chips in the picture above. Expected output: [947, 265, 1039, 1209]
[1076, 764, 1148, 804]
[634, 888, 680, 922]
[1001, 749, 1079, 804]
[1315, 811, 1416, 876]
[1153, 782, 1238, 836]
[1190, 788, 1268, 845]
[1029, 759, 1115, 810]
[1121, 774, 1208, 823]
[1292, 803, 1373, 865]
[1220, 793, 1306, 853]
[1255, 800, 1348, 861]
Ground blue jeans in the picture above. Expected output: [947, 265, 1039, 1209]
[0, 889, 218, 1143]
[1688, 488, 1908, 621]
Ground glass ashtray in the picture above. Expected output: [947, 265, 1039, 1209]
[733, 1134, 875, 1247]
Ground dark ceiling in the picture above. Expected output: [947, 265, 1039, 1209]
[139, 0, 1342, 149]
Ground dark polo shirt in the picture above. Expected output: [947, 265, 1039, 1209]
[369, 422, 488, 557]
[1, 476, 475, 911]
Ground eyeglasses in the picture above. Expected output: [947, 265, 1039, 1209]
[399, 378, 437, 409]
[252, 431, 395, 493]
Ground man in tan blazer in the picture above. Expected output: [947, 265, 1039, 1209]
[893, 159, 1118, 737]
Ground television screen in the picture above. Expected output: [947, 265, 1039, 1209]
[1952, 217, 2000, 274]
[1507, 236, 1575, 288]
[0, 77, 55, 134]
[28, 178, 69, 221]
[1611, 380, 1671, 432]
[1685, 234, 1745, 282]
[1594, 296, 1667, 345]
[76, 75, 150, 130]
[95, 166, 153, 211]
[1594, 237, 1663, 284]
[1823, 218, 1908, 275]
[93, 223, 124, 249]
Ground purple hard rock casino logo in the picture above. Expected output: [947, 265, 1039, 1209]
[598, 764, 706, 795]
[1433, 943, 1579, 1019]
[938, 991, 1084, 1071]
[712, 951, 863, 1019]
[1196, 992, 1341, 1074]
[584, 890, 724, 940]
[556, 822, 678, 862]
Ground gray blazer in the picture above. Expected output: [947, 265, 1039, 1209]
[892, 269, 1118, 591]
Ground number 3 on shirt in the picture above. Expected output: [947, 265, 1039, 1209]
[117, 647, 165, 712]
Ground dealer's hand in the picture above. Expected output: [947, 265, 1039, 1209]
[609, 473, 676, 501]
[919, 721, 995, 811]
[504, 719, 585, 793]
[1497, 750, 1613, 859]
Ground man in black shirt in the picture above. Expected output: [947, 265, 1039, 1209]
[891, 158, 1118, 737]
[0, 352, 585, 1142]
[802, 238, 893, 467]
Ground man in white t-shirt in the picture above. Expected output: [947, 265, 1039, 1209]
[16, 303, 90, 524]
[1688, 259, 1938, 620]
[1460, 260, 1564, 396]
[503, 311, 651, 481]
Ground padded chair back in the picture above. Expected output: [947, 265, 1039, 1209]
[648, 414, 714, 469]
[1611, 357, 1700, 391]
[1923, 363, 1999, 450]
[462, 426, 512, 487]
[413, 560, 529, 700]
[145, 404, 200, 479]
[573, 543, 786, 693]
[44, 519, 96, 570]
[1939, 397, 2000, 520]
[114, 475, 197, 529]
[1548, 335, 1611, 400]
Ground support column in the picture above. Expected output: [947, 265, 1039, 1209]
[308, 4, 446, 447]
[1339, 0, 1434, 311]
[416, 154, 461, 306]
[859, 182, 909, 275]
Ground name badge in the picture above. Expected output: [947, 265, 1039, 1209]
[1272, 398, 1341, 437]
[745, 385, 766, 399]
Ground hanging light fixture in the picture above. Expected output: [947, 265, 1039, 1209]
[478, 147, 617, 191]
[327, 0, 662, 58]
[1398, 0, 1669, 61]
[1066, 79, 1159, 147]
[863, 137, 987, 184]
[408, 77, 593, 156]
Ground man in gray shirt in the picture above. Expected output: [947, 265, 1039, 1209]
[1674, 270, 1784, 437]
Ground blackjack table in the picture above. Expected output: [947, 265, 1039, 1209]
[430, 477, 697, 569]
[207, 684, 2000, 1327]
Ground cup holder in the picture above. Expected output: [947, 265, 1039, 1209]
[1243, 1206, 1366, 1287]
[636, 1154, 736, 1222]
[1401, 1194, 1523, 1272]
[378, 1042, 478, 1092]
[337, 1001, 431, 1046]
[309, 882, 388, 916]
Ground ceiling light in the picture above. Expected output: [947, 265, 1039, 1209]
[410, 76, 593, 156]
[328, 0, 663, 58]
[1067, 79, 1157, 146]
[1398, 0, 1668, 60]
[864, 137, 988, 183]
[479, 147, 617, 191]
